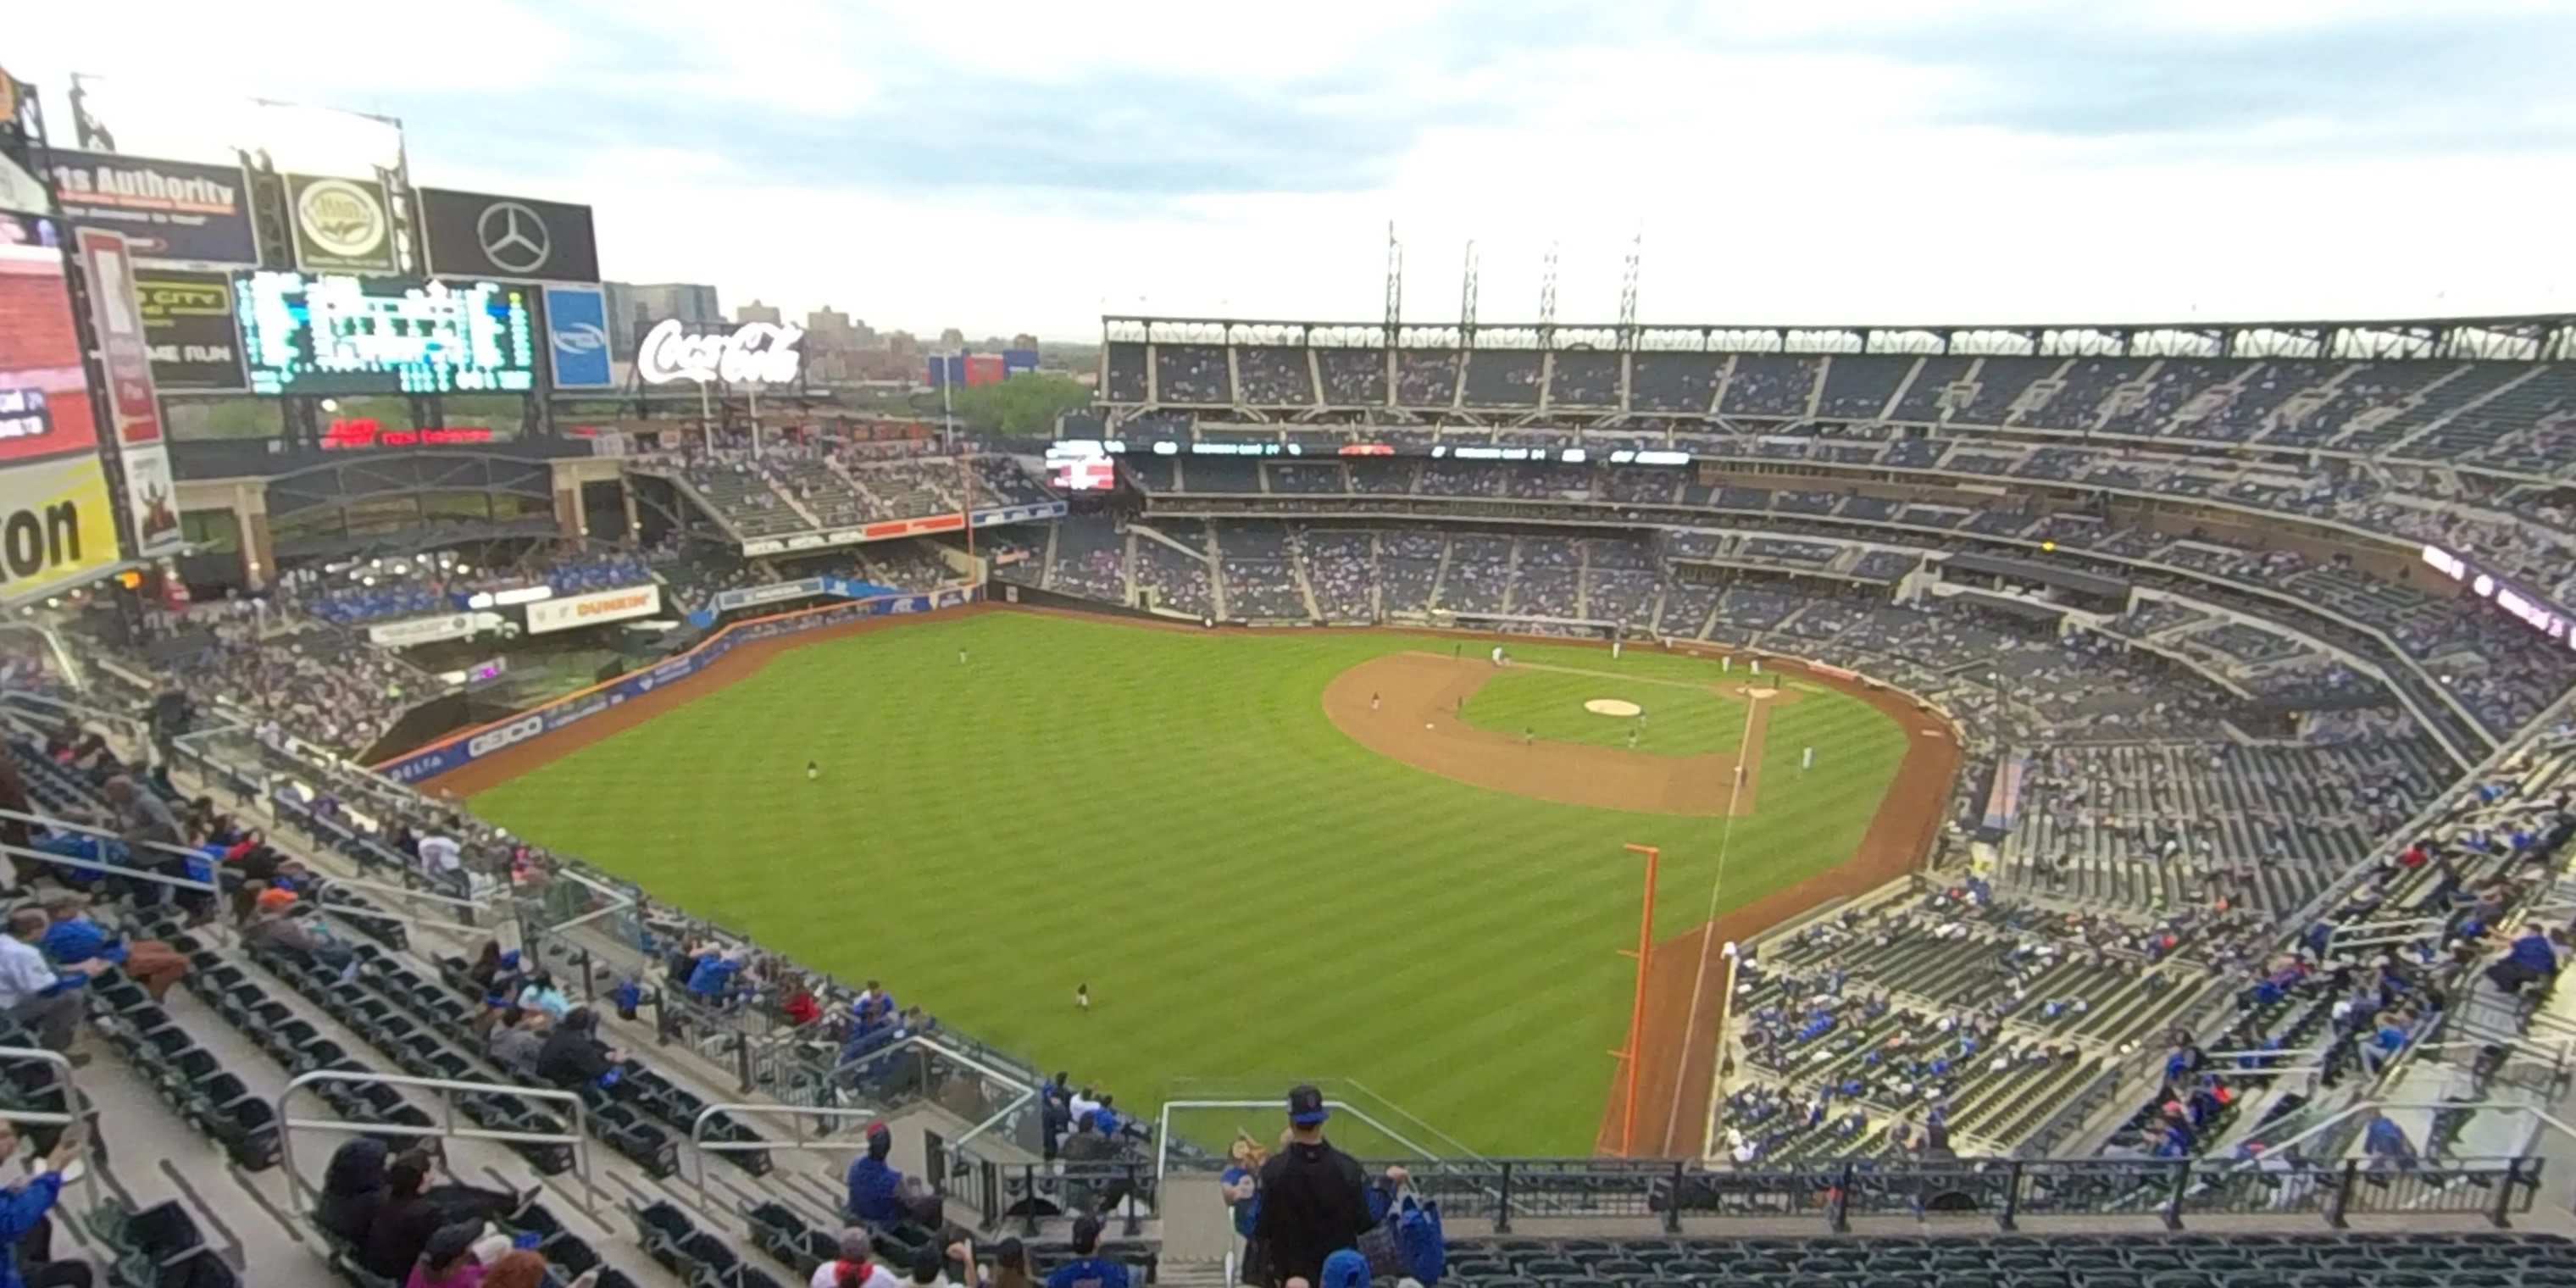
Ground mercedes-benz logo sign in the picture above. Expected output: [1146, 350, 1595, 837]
[476, 201, 552, 275]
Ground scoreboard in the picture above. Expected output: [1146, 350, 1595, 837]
[234, 271, 538, 397]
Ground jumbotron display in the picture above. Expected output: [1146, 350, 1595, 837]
[233, 270, 538, 396]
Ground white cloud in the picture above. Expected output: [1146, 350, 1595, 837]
[9, 0, 2574, 338]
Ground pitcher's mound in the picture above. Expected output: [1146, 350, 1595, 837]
[1322, 652, 1763, 816]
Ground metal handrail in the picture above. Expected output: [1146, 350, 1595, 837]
[686, 1101, 886, 1214]
[1152, 1099, 1442, 1208]
[275, 1068, 600, 1217]
[0, 1045, 102, 1211]
[0, 841, 220, 897]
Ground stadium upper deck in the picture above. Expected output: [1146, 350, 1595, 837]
[1096, 313, 2576, 481]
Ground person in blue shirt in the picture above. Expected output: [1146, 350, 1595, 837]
[0, 1116, 86, 1288]
[37, 892, 184, 1002]
[2363, 1113, 2417, 1171]
[1219, 1135, 1264, 1280]
[686, 949, 742, 1004]
[1041, 1216, 1129, 1288]
[845, 1124, 938, 1231]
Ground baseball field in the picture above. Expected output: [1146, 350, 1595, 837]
[455, 607, 1952, 1157]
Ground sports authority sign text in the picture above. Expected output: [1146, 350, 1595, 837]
[48, 151, 259, 264]
[636, 319, 803, 386]
[525, 584, 661, 634]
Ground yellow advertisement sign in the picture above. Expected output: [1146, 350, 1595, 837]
[0, 454, 120, 602]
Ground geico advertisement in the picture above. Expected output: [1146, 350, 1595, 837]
[0, 455, 119, 599]
[525, 584, 661, 634]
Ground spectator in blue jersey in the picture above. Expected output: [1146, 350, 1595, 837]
[846, 1123, 941, 1232]
[1220, 1135, 1267, 1285]
[0, 1115, 88, 1288]
[1041, 1217, 1128, 1288]
[2490, 922, 2562, 996]
[686, 947, 743, 1004]
[2363, 1112, 2418, 1172]
[38, 892, 185, 1001]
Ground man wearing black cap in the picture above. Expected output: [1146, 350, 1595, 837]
[1253, 1085, 1373, 1288]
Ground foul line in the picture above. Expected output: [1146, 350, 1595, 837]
[1664, 690, 1765, 1156]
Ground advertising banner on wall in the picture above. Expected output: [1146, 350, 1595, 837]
[130, 270, 247, 391]
[419, 188, 601, 284]
[0, 453, 119, 602]
[525, 583, 661, 634]
[0, 214, 122, 599]
[368, 612, 484, 647]
[0, 214, 103, 469]
[47, 150, 258, 265]
[286, 174, 398, 275]
[541, 285, 613, 388]
[72, 228, 182, 556]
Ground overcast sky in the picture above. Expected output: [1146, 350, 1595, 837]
[14, 0, 2576, 340]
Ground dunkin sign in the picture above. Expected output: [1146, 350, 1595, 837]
[525, 585, 662, 634]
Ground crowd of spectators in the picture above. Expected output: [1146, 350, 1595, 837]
[282, 547, 651, 626]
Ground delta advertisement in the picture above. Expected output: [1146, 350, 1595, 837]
[374, 586, 980, 782]
[47, 150, 259, 265]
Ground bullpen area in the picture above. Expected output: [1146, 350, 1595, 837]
[448, 606, 1953, 1156]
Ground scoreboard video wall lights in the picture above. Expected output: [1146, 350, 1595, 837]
[234, 270, 537, 397]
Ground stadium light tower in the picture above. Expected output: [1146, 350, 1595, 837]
[1617, 231, 1642, 352]
[1458, 241, 1480, 345]
[1538, 242, 1560, 350]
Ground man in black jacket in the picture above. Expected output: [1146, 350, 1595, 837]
[1252, 1085, 1373, 1287]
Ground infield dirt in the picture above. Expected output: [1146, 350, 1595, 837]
[1319, 652, 1791, 816]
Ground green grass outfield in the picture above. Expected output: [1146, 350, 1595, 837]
[1459, 667, 1751, 756]
[469, 613, 1911, 1154]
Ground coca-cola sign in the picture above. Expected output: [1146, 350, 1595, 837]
[636, 319, 804, 386]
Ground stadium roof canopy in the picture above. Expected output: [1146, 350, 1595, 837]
[1945, 552, 2130, 600]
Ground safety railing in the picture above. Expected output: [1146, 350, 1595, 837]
[0, 1046, 102, 1212]
[1263, 1153, 2544, 1233]
[684, 1101, 878, 1215]
[275, 1069, 600, 1217]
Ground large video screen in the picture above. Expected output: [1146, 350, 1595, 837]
[1046, 440, 1117, 491]
[234, 270, 538, 397]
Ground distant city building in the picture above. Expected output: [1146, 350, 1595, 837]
[736, 300, 783, 325]
[602, 281, 724, 351]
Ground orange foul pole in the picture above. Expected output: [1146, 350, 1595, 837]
[1616, 843, 1660, 1156]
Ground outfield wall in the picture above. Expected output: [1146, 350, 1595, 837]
[372, 585, 981, 784]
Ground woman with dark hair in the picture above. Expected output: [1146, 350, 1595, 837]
[357, 1152, 525, 1279]
[985, 1237, 1033, 1288]
[315, 1137, 389, 1245]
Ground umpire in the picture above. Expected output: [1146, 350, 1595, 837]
[1253, 1085, 1374, 1287]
